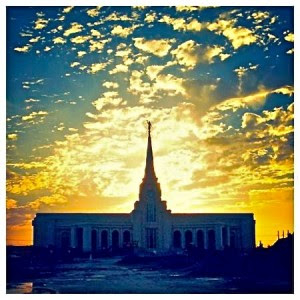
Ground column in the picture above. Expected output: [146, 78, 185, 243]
[108, 229, 112, 248]
[180, 229, 185, 249]
[70, 227, 76, 248]
[215, 225, 223, 250]
[83, 226, 91, 252]
[203, 229, 208, 249]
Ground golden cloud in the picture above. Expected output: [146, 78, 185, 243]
[284, 32, 294, 42]
[103, 81, 119, 89]
[87, 62, 110, 74]
[92, 91, 125, 111]
[109, 64, 128, 74]
[171, 40, 224, 69]
[111, 25, 139, 38]
[7, 133, 18, 141]
[14, 45, 31, 53]
[22, 111, 48, 122]
[159, 15, 202, 32]
[207, 18, 257, 49]
[133, 37, 175, 57]
[63, 22, 84, 36]
[53, 37, 66, 44]
[89, 39, 111, 52]
[34, 18, 48, 30]
[70, 35, 91, 44]
[63, 6, 73, 14]
[87, 7, 101, 17]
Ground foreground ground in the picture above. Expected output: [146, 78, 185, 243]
[7, 256, 291, 294]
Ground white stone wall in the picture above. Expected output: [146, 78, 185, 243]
[33, 211, 255, 252]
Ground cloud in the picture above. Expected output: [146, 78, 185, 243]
[111, 25, 139, 38]
[63, 6, 73, 14]
[21, 111, 48, 122]
[34, 18, 48, 30]
[146, 65, 166, 81]
[104, 12, 134, 22]
[213, 86, 294, 112]
[14, 45, 31, 53]
[53, 37, 66, 44]
[90, 29, 102, 37]
[171, 40, 224, 69]
[87, 61, 111, 74]
[109, 64, 128, 74]
[145, 12, 157, 23]
[133, 38, 175, 57]
[89, 39, 111, 52]
[92, 91, 125, 111]
[284, 32, 294, 42]
[77, 51, 87, 57]
[7, 133, 18, 141]
[63, 22, 84, 36]
[86, 7, 101, 17]
[29, 36, 41, 43]
[128, 69, 186, 103]
[70, 62, 80, 67]
[28, 194, 68, 210]
[159, 15, 202, 32]
[6, 198, 17, 209]
[103, 81, 119, 89]
[207, 18, 257, 49]
[70, 35, 91, 44]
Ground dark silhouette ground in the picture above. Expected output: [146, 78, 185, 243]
[6, 234, 293, 294]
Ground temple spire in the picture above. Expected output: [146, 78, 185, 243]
[144, 121, 156, 180]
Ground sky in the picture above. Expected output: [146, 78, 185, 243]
[6, 6, 294, 246]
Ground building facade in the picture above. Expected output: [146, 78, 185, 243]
[32, 123, 256, 253]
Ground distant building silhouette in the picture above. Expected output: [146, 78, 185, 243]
[32, 122, 255, 253]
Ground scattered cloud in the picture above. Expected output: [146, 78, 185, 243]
[63, 22, 84, 36]
[133, 37, 175, 57]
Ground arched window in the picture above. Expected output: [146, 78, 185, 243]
[173, 230, 181, 248]
[197, 230, 204, 250]
[185, 230, 193, 248]
[208, 229, 216, 250]
[91, 229, 97, 252]
[112, 230, 119, 249]
[101, 230, 108, 249]
[61, 231, 70, 249]
[123, 230, 130, 245]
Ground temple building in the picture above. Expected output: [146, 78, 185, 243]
[32, 122, 256, 253]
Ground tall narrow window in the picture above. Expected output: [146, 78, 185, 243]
[147, 203, 156, 222]
[146, 228, 157, 248]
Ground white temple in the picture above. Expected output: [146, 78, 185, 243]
[32, 122, 256, 253]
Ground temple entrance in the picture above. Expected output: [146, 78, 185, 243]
[146, 228, 157, 248]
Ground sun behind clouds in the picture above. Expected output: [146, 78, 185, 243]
[7, 6, 293, 246]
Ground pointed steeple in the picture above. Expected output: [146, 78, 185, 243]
[139, 121, 161, 201]
[144, 121, 157, 180]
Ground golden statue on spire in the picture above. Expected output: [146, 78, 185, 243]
[147, 120, 152, 135]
